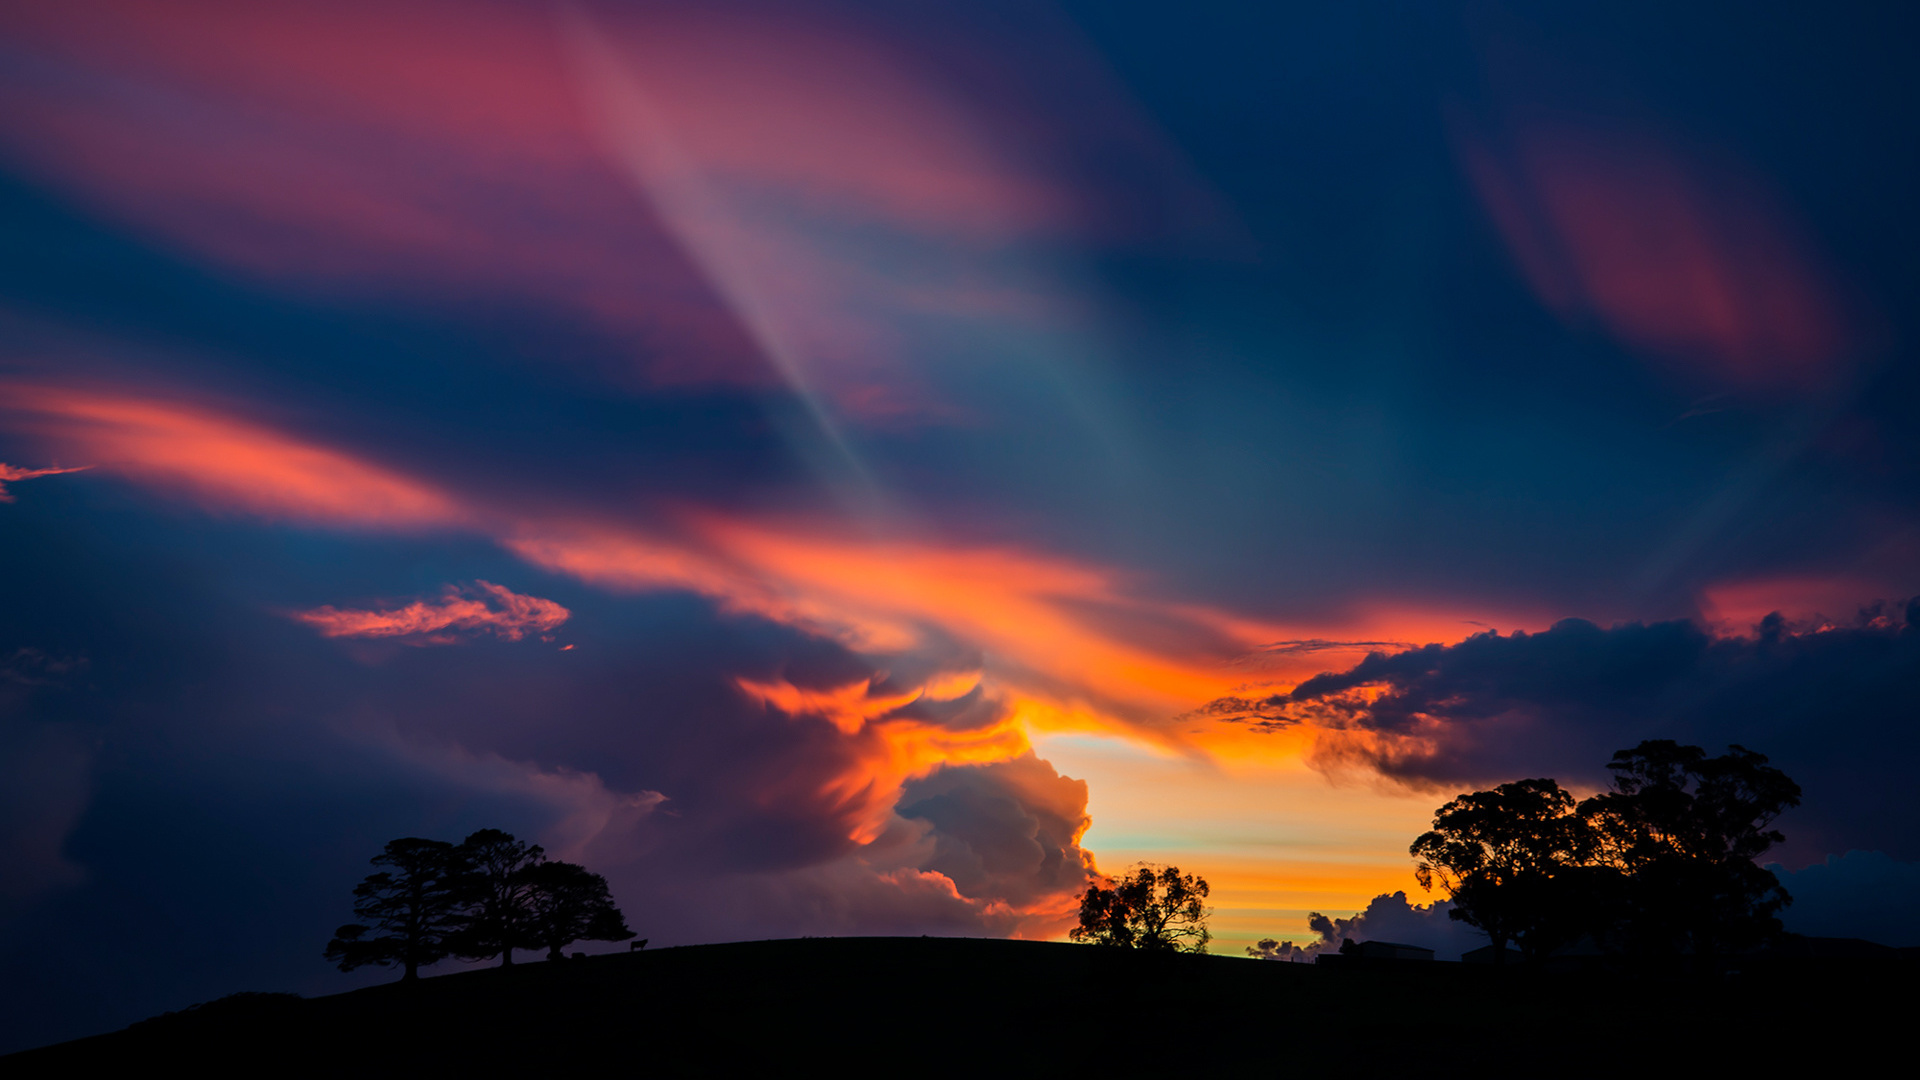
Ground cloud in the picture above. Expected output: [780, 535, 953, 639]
[291, 581, 569, 645]
[1235, 639, 1411, 664]
[0, 692, 93, 913]
[0, 0, 1232, 426]
[1770, 851, 1920, 947]
[1206, 603, 1920, 861]
[0, 462, 90, 502]
[0, 385, 464, 529]
[1459, 122, 1849, 388]
[896, 752, 1096, 918]
[1291, 890, 1485, 962]
[0, 647, 88, 687]
[2, 381, 1286, 740]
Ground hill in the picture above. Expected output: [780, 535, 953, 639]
[7, 936, 1913, 1072]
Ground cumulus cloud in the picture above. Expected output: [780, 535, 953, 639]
[291, 581, 569, 644]
[1297, 891, 1486, 962]
[896, 752, 1096, 918]
[1202, 603, 1920, 861]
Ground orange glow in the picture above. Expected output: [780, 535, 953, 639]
[292, 581, 569, 644]
[4, 382, 1554, 761]
[734, 676, 924, 736]
[738, 671, 1036, 845]
[1, 380, 1559, 938]
[514, 514, 1560, 764]
[0, 385, 463, 529]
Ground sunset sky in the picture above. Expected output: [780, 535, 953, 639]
[4, 0, 1918, 1050]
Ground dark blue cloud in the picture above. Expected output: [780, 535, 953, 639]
[1772, 852, 1920, 947]
[1268, 609, 1920, 863]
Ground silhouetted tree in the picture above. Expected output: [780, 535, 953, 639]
[324, 838, 464, 981]
[1580, 740, 1801, 958]
[520, 861, 635, 961]
[1070, 864, 1211, 953]
[1410, 778, 1595, 963]
[450, 829, 546, 967]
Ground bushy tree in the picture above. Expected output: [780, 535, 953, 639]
[449, 829, 547, 967]
[1410, 778, 1594, 963]
[1407, 742, 1801, 966]
[521, 861, 636, 961]
[328, 828, 640, 978]
[1580, 741, 1801, 957]
[1070, 864, 1211, 953]
[324, 838, 465, 981]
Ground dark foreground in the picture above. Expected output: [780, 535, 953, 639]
[8, 937, 1912, 1074]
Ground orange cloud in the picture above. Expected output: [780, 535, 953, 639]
[738, 672, 1035, 846]
[292, 581, 569, 645]
[2, 382, 1544, 786]
[0, 462, 90, 502]
[0, 385, 463, 529]
[735, 676, 925, 737]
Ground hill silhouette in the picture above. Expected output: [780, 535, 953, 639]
[7, 937, 1913, 1072]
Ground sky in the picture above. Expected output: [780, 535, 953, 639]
[3, 0, 1919, 1050]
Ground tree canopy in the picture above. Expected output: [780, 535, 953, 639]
[324, 838, 465, 981]
[1410, 777, 1593, 963]
[1581, 741, 1801, 956]
[520, 861, 636, 961]
[450, 829, 547, 967]
[1070, 864, 1211, 953]
[1410, 741, 1801, 964]
[327, 828, 637, 979]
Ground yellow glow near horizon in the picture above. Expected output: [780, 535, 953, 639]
[1032, 730, 1440, 956]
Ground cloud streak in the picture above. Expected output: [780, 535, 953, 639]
[0, 462, 89, 502]
[1459, 122, 1849, 388]
[292, 581, 569, 645]
[1, 384, 464, 528]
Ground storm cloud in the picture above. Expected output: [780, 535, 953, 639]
[1224, 607, 1920, 862]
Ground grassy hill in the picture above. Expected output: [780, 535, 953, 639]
[8, 936, 1912, 1072]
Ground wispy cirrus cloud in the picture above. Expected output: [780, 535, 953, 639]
[0, 0, 1231, 430]
[0, 384, 464, 529]
[0, 380, 1540, 747]
[0, 462, 90, 502]
[291, 581, 569, 645]
[1459, 122, 1850, 388]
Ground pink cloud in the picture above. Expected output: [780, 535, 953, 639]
[0, 384, 464, 529]
[292, 581, 569, 645]
[4, 380, 1520, 759]
[0, 0, 768, 388]
[0, 1, 1230, 427]
[0, 462, 90, 502]
[1460, 125, 1848, 387]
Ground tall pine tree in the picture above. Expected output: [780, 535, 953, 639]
[324, 838, 465, 981]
